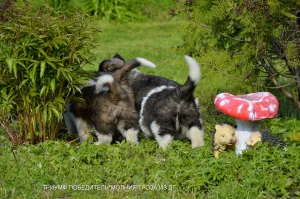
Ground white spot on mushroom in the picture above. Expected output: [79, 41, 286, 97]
[214, 93, 228, 104]
[249, 112, 255, 120]
[220, 99, 229, 106]
[237, 105, 243, 113]
[269, 104, 276, 112]
[247, 102, 253, 112]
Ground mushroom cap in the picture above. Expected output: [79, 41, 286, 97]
[214, 92, 279, 121]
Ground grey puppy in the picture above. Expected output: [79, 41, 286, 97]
[99, 54, 205, 149]
[69, 57, 156, 144]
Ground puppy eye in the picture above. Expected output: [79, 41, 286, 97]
[222, 135, 225, 138]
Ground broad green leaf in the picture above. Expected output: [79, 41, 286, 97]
[17, 60, 26, 68]
[48, 107, 52, 121]
[51, 107, 61, 119]
[38, 48, 47, 57]
[5, 57, 13, 73]
[40, 61, 46, 78]
[43, 107, 48, 122]
[50, 79, 55, 93]
[19, 79, 29, 88]
[46, 61, 57, 69]
[29, 62, 38, 84]
[12, 61, 17, 78]
[0, 88, 8, 99]
[35, 104, 41, 114]
[40, 86, 46, 97]
[55, 96, 65, 104]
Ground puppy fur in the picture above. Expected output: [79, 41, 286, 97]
[98, 55, 125, 73]
[99, 54, 205, 149]
[64, 56, 126, 141]
[69, 57, 156, 144]
[64, 56, 124, 135]
[99, 54, 181, 111]
[139, 56, 204, 149]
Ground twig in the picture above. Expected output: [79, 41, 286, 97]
[67, 130, 91, 144]
[204, 63, 245, 82]
[184, 9, 246, 42]
[0, 119, 17, 144]
[264, 81, 296, 89]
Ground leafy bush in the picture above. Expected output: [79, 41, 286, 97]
[28, 0, 176, 22]
[46, 0, 73, 11]
[78, 0, 145, 22]
[0, 1, 98, 144]
[266, 118, 300, 141]
[29, 0, 143, 22]
[28, 0, 73, 11]
[175, 0, 300, 115]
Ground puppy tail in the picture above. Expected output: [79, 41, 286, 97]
[95, 74, 123, 101]
[179, 55, 201, 98]
[95, 74, 115, 94]
[114, 58, 156, 81]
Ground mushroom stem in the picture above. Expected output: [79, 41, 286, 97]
[235, 119, 260, 154]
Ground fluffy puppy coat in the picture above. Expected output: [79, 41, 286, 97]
[99, 55, 205, 149]
[99, 54, 182, 112]
[139, 56, 204, 149]
[69, 58, 156, 144]
[64, 56, 125, 135]
[98, 55, 125, 73]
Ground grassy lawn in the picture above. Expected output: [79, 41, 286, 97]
[86, 19, 189, 85]
[1, 18, 300, 198]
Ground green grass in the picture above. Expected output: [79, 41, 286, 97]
[1, 17, 300, 199]
[86, 19, 189, 85]
[1, 130, 300, 198]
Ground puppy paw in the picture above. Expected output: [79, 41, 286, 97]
[192, 140, 205, 149]
[123, 128, 139, 145]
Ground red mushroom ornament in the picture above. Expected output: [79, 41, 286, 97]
[214, 92, 279, 154]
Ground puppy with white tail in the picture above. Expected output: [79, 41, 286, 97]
[139, 55, 204, 149]
[69, 57, 156, 144]
[98, 54, 205, 149]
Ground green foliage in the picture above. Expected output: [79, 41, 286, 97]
[266, 118, 300, 139]
[28, 0, 176, 22]
[176, 0, 300, 114]
[1, 124, 300, 198]
[0, 3, 299, 198]
[0, 1, 98, 143]
[77, 0, 145, 22]
[29, 0, 73, 11]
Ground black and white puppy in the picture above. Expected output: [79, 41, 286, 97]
[139, 56, 204, 149]
[99, 55, 205, 149]
[69, 57, 156, 144]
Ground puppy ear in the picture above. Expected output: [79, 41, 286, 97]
[98, 60, 108, 72]
[113, 53, 125, 62]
